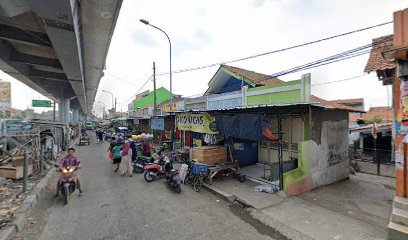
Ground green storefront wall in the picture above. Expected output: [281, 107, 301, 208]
[246, 80, 303, 106]
[133, 87, 172, 109]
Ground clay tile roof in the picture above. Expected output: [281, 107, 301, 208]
[220, 65, 363, 112]
[310, 96, 363, 112]
[361, 106, 393, 121]
[349, 113, 361, 123]
[329, 98, 364, 105]
[221, 64, 283, 86]
[351, 122, 392, 131]
[364, 35, 396, 72]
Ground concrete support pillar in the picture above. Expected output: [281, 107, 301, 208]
[58, 98, 64, 122]
[64, 99, 70, 123]
[57, 98, 71, 123]
[73, 109, 79, 123]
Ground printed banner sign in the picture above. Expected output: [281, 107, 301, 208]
[176, 113, 218, 134]
[0, 82, 11, 107]
[151, 118, 164, 130]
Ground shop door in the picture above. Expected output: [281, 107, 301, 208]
[258, 115, 303, 185]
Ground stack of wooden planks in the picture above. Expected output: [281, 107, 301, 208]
[191, 146, 227, 165]
[0, 150, 33, 180]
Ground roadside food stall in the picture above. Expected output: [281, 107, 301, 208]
[176, 112, 238, 184]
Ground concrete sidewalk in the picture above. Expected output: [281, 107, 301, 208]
[204, 179, 283, 209]
[204, 173, 395, 240]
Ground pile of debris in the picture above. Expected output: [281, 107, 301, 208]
[0, 150, 33, 180]
[0, 176, 39, 228]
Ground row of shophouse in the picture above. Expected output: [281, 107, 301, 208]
[126, 64, 362, 196]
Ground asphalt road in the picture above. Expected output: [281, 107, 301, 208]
[16, 136, 277, 240]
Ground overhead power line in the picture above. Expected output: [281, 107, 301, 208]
[117, 74, 154, 104]
[155, 21, 392, 76]
[105, 21, 392, 82]
[267, 35, 393, 78]
[104, 72, 150, 86]
[311, 74, 368, 86]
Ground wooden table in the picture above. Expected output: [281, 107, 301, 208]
[207, 162, 238, 185]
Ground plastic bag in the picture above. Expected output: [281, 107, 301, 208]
[179, 164, 188, 182]
[108, 151, 113, 160]
[254, 185, 276, 194]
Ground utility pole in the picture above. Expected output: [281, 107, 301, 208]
[115, 98, 117, 113]
[153, 62, 157, 115]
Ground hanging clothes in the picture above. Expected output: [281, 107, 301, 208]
[204, 134, 218, 145]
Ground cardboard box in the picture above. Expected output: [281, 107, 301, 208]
[0, 164, 33, 180]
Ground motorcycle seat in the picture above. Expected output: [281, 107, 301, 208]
[139, 156, 152, 161]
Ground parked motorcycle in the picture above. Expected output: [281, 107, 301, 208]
[133, 156, 153, 173]
[164, 159, 182, 193]
[55, 164, 80, 205]
[143, 156, 166, 182]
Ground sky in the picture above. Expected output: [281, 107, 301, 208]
[1, 0, 407, 115]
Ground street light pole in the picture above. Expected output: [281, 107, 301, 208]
[102, 90, 115, 112]
[140, 19, 173, 112]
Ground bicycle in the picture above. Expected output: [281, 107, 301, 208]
[184, 160, 208, 192]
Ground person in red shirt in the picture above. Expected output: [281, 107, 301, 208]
[143, 140, 151, 157]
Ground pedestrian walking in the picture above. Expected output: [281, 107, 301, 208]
[119, 140, 133, 177]
[130, 138, 137, 161]
[112, 143, 122, 172]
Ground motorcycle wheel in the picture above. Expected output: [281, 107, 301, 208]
[184, 171, 192, 185]
[134, 166, 144, 173]
[64, 185, 70, 205]
[193, 175, 204, 192]
[175, 184, 181, 193]
[144, 170, 156, 182]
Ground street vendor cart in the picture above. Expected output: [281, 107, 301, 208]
[190, 146, 239, 184]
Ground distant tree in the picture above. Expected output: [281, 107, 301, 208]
[374, 115, 383, 123]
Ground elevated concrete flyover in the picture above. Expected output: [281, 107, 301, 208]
[0, 0, 122, 122]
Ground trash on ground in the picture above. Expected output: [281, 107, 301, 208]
[254, 185, 278, 194]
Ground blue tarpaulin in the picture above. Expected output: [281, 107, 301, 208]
[215, 114, 270, 141]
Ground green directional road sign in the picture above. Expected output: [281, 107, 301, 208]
[32, 100, 52, 108]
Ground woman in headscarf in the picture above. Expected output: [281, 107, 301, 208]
[119, 140, 133, 177]
[129, 139, 137, 161]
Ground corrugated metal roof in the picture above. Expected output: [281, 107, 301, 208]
[184, 102, 362, 113]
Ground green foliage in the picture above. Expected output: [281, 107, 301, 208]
[373, 114, 383, 123]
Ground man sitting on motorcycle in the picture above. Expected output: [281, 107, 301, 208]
[54, 148, 83, 197]
[158, 143, 169, 156]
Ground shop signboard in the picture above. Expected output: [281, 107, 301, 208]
[151, 118, 164, 130]
[6, 123, 36, 132]
[163, 101, 185, 112]
[0, 82, 11, 107]
[176, 113, 218, 134]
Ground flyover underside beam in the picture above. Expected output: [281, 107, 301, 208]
[30, 69, 68, 81]
[10, 51, 62, 69]
[0, 23, 52, 47]
[0, 39, 54, 99]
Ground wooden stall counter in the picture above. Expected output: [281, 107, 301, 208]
[191, 146, 227, 165]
